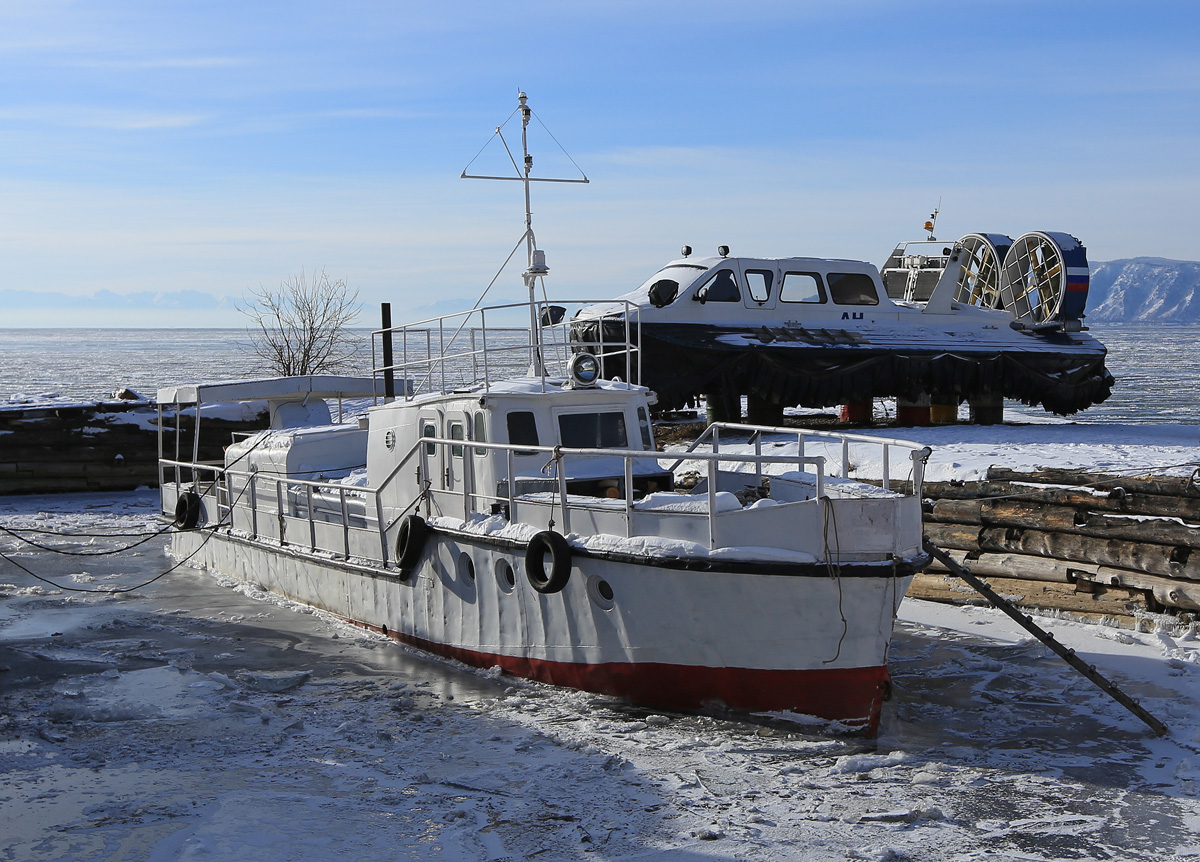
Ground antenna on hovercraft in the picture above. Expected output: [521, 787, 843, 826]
[923, 198, 942, 241]
[461, 91, 589, 375]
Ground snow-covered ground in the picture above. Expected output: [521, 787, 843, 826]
[3, 419, 1200, 861]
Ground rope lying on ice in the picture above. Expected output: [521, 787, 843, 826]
[0, 440, 269, 593]
[0, 522, 222, 594]
[0, 521, 174, 556]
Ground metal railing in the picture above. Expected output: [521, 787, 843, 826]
[371, 299, 642, 399]
[161, 421, 928, 561]
[672, 422, 931, 493]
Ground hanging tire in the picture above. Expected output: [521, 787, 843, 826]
[526, 531, 571, 594]
[174, 491, 202, 530]
[395, 514, 428, 579]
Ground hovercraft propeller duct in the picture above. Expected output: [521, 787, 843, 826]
[998, 231, 1089, 329]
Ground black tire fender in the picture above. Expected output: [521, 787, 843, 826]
[526, 530, 571, 594]
[174, 491, 202, 530]
[395, 514, 428, 579]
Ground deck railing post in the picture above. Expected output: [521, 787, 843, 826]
[249, 475, 258, 539]
[707, 456, 718, 549]
[556, 453, 571, 535]
[624, 454, 634, 537]
[376, 494, 389, 566]
[306, 485, 316, 551]
[506, 448, 516, 522]
[753, 431, 762, 487]
[882, 444, 891, 491]
[276, 480, 286, 546]
[340, 488, 350, 559]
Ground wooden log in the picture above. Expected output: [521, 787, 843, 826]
[908, 571, 1146, 619]
[928, 499, 984, 525]
[929, 499, 1200, 550]
[975, 481, 1200, 521]
[923, 522, 983, 551]
[976, 525, 1200, 581]
[926, 548, 1080, 584]
[987, 467, 1200, 499]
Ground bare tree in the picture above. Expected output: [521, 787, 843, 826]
[240, 268, 362, 376]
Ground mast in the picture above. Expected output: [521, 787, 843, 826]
[461, 92, 587, 377]
[518, 92, 548, 374]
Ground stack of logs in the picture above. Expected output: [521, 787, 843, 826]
[916, 467, 1200, 622]
[0, 402, 269, 495]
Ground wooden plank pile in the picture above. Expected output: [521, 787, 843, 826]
[916, 467, 1200, 621]
[0, 402, 268, 495]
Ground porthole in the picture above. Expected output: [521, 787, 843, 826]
[457, 552, 476, 582]
[586, 575, 616, 611]
[495, 559, 516, 594]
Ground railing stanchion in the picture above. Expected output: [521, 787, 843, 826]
[624, 455, 634, 537]
[340, 488, 350, 559]
[276, 481, 286, 546]
[305, 485, 316, 551]
[376, 494, 389, 566]
[250, 475, 258, 538]
[707, 456, 718, 549]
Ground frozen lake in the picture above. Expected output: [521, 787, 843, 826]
[0, 324, 1197, 424]
[3, 491, 1200, 860]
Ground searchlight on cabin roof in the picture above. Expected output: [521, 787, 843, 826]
[567, 352, 601, 388]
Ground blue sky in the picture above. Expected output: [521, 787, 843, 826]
[1, 0, 1197, 326]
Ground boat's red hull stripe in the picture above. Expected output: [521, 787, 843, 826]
[349, 619, 890, 733]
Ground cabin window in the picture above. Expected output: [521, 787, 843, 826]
[637, 406, 653, 450]
[473, 411, 487, 456]
[780, 272, 825, 304]
[745, 270, 773, 304]
[827, 272, 879, 306]
[694, 269, 740, 303]
[558, 411, 628, 449]
[421, 420, 437, 455]
[449, 421, 464, 457]
[506, 411, 539, 447]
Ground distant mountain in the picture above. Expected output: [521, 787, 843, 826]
[1086, 258, 1200, 322]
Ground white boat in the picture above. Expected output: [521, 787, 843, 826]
[157, 95, 931, 734]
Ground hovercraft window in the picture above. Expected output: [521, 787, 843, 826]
[694, 269, 740, 303]
[558, 412, 628, 449]
[827, 272, 879, 306]
[506, 411, 539, 447]
[745, 270, 773, 304]
[449, 421, 465, 458]
[780, 272, 825, 303]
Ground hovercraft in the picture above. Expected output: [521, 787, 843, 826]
[572, 229, 1112, 421]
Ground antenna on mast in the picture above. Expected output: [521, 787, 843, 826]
[461, 92, 588, 375]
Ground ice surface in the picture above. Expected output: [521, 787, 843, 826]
[4, 467, 1200, 860]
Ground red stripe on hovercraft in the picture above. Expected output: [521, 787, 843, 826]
[348, 619, 891, 735]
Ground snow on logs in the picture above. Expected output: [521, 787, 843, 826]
[917, 467, 1200, 620]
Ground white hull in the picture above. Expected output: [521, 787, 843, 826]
[173, 523, 917, 732]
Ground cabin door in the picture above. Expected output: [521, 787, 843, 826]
[443, 415, 467, 492]
[741, 263, 779, 311]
